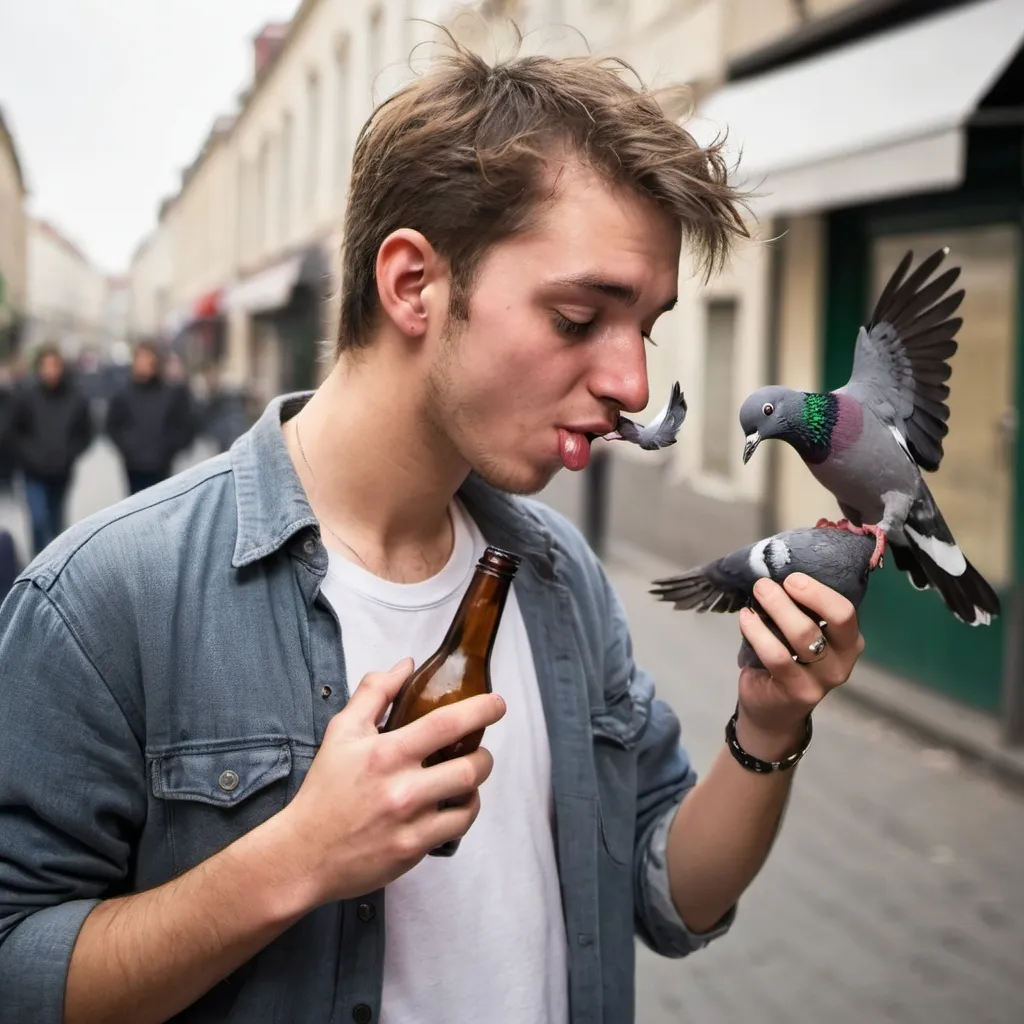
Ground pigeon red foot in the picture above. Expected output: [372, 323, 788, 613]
[813, 519, 886, 568]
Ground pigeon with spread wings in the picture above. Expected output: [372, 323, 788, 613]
[738, 248, 998, 627]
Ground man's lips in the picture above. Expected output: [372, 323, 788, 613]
[557, 423, 615, 471]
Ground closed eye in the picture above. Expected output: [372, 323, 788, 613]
[553, 312, 594, 338]
[554, 313, 658, 346]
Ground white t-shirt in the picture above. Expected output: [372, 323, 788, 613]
[319, 500, 569, 1024]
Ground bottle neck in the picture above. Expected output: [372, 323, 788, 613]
[443, 568, 514, 661]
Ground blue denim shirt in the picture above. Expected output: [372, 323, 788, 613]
[0, 394, 733, 1023]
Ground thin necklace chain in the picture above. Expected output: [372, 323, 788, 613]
[292, 416, 373, 571]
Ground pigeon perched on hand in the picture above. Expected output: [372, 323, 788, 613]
[650, 525, 877, 670]
[604, 381, 687, 449]
[738, 247, 999, 627]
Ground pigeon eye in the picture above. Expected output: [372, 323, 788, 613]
[762, 402, 775, 417]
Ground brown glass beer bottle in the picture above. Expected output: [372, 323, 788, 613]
[382, 545, 521, 856]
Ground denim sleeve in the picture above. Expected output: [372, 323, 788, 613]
[601, 574, 736, 958]
[0, 580, 145, 1024]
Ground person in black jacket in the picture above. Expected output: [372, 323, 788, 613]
[106, 341, 196, 494]
[9, 346, 94, 555]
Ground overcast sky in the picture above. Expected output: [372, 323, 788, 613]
[0, 0, 303, 275]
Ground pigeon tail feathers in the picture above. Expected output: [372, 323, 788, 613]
[650, 567, 746, 613]
[898, 483, 1000, 625]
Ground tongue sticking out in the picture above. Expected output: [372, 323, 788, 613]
[558, 428, 592, 471]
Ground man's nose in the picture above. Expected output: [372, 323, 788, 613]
[590, 334, 649, 415]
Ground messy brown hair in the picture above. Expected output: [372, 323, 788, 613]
[337, 28, 748, 355]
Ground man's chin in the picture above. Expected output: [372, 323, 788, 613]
[470, 457, 560, 498]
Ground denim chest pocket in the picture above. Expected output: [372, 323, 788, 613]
[149, 740, 292, 876]
[590, 681, 649, 868]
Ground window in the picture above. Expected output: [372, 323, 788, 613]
[280, 111, 293, 241]
[235, 156, 251, 266]
[334, 37, 351, 191]
[306, 72, 320, 215]
[257, 138, 270, 251]
[701, 299, 738, 479]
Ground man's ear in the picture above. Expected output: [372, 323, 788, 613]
[375, 229, 446, 337]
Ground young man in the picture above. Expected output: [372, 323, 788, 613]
[106, 340, 196, 494]
[0, 43, 864, 1024]
[7, 345, 93, 554]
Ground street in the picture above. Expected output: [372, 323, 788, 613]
[616, 554, 1024, 1024]
[3, 442, 1023, 1023]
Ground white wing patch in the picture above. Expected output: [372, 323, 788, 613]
[888, 423, 914, 463]
[767, 538, 792, 572]
[748, 538, 771, 578]
[748, 537, 791, 579]
[904, 524, 967, 576]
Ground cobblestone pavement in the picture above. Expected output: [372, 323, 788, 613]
[608, 558, 1024, 1024]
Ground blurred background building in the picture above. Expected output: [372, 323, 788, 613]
[0, 106, 27, 370]
[24, 217, 111, 358]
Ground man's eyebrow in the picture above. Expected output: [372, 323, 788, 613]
[550, 274, 677, 313]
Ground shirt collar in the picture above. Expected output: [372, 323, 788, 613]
[230, 392, 559, 577]
[230, 392, 318, 568]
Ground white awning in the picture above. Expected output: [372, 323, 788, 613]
[691, 0, 1024, 216]
[223, 254, 304, 315]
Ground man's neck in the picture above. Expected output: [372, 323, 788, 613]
[284, 355, 468, 583]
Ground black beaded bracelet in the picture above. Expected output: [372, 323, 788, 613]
[724, 704, 812, 773]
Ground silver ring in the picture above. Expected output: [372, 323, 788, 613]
[808, 635, 828, 657]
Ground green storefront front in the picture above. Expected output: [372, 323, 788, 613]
[822, 125, 1024, 728]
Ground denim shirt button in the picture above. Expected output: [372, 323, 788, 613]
[218, 769, 240, 792]
[303, 538, 317, 556]
[578, 932, 594, 947]
[352, 1004, 373, 1023]
[356, 902, 375, 922]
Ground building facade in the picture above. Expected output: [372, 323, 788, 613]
[128, 209, 174, 343]
[130, 0, 448, 407]
[25, 218, 109, 359]
[0, 106, 28, 367]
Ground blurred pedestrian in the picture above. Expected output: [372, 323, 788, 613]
[8, 345, 93, 556]
[197, 366, 252, 453]
[0, 527, 18, 602]
[106, 341, 196, 494]
[0, 365, 18, 496]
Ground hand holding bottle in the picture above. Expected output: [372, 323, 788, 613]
[278, 658, 506, 908]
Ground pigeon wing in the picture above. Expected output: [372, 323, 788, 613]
[839, 247, 962, 472]
[650, 543, 755, 613]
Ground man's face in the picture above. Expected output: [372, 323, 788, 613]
[424, 164, 681, 495]
[133, 347, 159, 382]
[38, 353, 64, 389]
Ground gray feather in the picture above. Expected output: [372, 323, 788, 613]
[610, 381, 687, 450]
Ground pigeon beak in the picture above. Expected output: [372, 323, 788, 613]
[742, 432, 761, 465]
